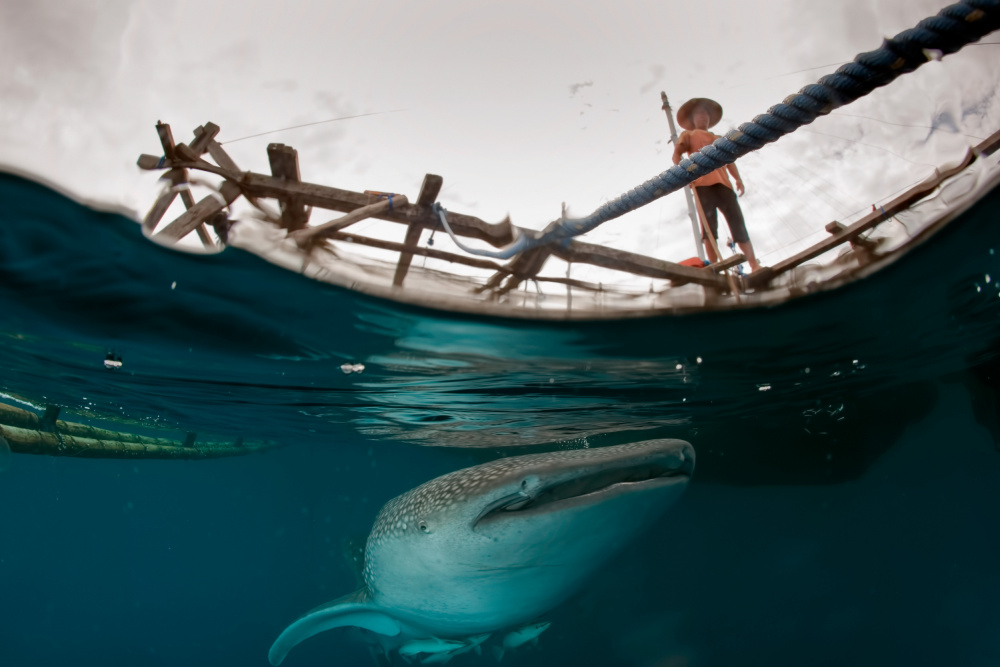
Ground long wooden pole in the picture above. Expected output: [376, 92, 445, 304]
[660, 92, 706, 262]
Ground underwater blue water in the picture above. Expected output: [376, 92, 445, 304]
[0, 170, 999, 666]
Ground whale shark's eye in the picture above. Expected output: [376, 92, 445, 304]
[521, 480, 528, 489]
[418, 521, 430, 533]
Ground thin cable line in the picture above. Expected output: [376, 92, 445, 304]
[762, 62, 849, 80]
[829, 111, 986, 140]
[221, 109, 407, 145]
[797, 128, 938, 167]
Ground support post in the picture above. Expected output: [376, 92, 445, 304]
[267, 143, 310, 231]
[393, 174, 443, 287]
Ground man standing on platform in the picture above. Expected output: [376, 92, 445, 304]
[672, 97, 762, 272]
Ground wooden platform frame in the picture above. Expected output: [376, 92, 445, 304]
[138, 122, 1000, 303]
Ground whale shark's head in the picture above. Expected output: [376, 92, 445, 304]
[364, 439, 694, 634]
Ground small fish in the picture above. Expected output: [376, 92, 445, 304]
[398, 637, 466, 657]
[494, 621, 551, 661]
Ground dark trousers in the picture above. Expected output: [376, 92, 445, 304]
[695, 184, 749, 243]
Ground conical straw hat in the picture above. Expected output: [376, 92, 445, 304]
[677, 97, 723, 130]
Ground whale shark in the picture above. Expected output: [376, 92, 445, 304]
[268, 438, 695, 665]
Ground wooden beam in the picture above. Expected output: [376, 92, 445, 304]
[749, 148, 975, 289]
[552, 241, 730, 289]
[267, 143, 309, 231]
[392, 222, 425, 287]
[207, 140, 241, 173]
[156, 181, 242, 242]
[325, 230, 507, 272]
[291, 195, 410, 247]
[976, 127, 1000, 156]
[826, 221, 875, 250]
[236, 172, 516, 246]
[160, 159, 515, 247]
[709, 253, 746, 272]
[142, 188, 178, 234]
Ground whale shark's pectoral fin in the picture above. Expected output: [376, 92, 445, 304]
[268, 591, 402, 666]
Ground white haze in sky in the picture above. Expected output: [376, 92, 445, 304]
[0, 0, 996, 282]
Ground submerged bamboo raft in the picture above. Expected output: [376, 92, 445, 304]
[0, 402, 276, 459]
[135, 120, 1000, 318]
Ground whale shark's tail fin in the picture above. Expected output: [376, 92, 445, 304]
[268, 589, 402, 666]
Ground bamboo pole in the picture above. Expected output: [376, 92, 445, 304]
[661, 92, 706, 262]
[0, 403, 276, 459]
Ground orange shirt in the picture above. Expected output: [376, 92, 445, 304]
[680, 129, 732, 190]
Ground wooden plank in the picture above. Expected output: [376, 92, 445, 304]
[291, 195, 410, 247]
[749, 148, 976, 288]
[155, 181, 242, 242]
[553, 241, 730, 289]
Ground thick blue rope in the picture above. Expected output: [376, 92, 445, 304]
[433, 0, 1000, 261]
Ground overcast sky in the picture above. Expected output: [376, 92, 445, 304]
[1, 0, 997, 278]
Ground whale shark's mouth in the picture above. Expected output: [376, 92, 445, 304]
[475, 456, 693, 525]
